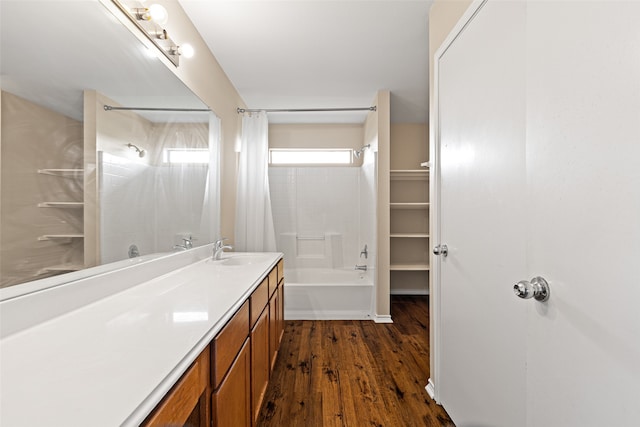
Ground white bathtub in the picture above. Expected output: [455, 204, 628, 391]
[284, 268, 374, 320]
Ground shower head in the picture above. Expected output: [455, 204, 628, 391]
[127, 143, 146, 158]
[353, 144, 371, 159]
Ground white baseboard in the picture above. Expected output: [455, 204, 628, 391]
[285, 310, 371, 321]
[426, 378, 436, 400]
[372, 314, 393, 323]
[390, 289, 429, 296]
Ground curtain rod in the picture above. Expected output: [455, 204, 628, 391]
[104, 105, 210, 112]
[237, 106, 377, 114]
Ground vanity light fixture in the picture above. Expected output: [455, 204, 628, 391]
[111, 0, 193, 67]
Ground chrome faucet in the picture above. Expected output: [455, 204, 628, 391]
[355, 264, 367, 271]
[173, 236, 194, 251]
[213, 238, 233, 260]
[360, 244, 368, 259]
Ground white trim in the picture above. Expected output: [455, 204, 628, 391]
[429, 0, 488, 406]
[372, 314, 393, 324]
[426, 379, 436, 401]
[284, 310, 372, 321]
[390, 289, 429, 296]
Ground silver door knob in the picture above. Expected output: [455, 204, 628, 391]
[513, 276, 550, 302]
[433, 244, 448, 257]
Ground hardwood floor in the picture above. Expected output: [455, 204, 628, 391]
[256, 296, 455, 427]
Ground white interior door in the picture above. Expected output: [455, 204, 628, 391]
[436, 1, 640, 426]
[436, 1, 527, 425]
[525, 2, 640, 425]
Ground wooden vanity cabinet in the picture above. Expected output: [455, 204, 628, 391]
[144, 259, 284, 427]
[142, 347, 210, 427]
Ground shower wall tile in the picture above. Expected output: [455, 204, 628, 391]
[269, 166, 362, 268]
[154, 165, 211, 252]
[359, 153, 377, 269]
[269, 167, 297, 236]
[99, 153, 155, 264]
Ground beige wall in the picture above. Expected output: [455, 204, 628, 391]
[100, 0, 246, 245]
[429, 0, 474, 115]
[1, 92, 84, 287]
[366, 90, 391, 319]
[390, 123, 429, 169]
[269, 124, 364, 150]
[269, 123, 365, 164]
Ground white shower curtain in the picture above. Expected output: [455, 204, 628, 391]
[235, 111, 277, 252]
[201, 113, 221, 241]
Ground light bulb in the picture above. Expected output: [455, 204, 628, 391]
[148, 4, 168, 25]
[180, 43, 195, 58]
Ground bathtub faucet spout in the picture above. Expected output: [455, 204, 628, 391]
[355, 264, 367, 272]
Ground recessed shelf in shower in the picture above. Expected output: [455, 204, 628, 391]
[37, 234, 84, 242]
[37, 202, 84, 209]
[37, 169, 84, 178]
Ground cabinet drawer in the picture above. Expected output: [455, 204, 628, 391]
[143, 347, 210, 427]
[268, 267, 278, 298]
[212, 301, 249, 389]
[277, 259, 284, 285]
[250, 278, 268, 328]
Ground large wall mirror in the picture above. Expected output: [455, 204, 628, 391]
[0, 0, 218, 290]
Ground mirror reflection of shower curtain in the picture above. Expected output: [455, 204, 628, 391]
[235, 111, 277, 252]
[98, 115, 216, 264]
[200, 113, 221, 241]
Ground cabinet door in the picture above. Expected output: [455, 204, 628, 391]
[268, 289, 279, 371]
[212, 301, 249, 389]
[277, 281, 284, 345]
[251, 308, 270, 425]
[143, 347, 210, 427]
[212, 339, 251, 427]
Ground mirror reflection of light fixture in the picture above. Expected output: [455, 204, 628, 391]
[180, 43, 195, 59]
[146, 4, 168, 25]
[111, 0, 192, 67]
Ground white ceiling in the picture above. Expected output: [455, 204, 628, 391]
[178, 0, 433, 124]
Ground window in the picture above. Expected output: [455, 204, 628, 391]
[269, 149, 353, 165]
[163, 148, 209, 164]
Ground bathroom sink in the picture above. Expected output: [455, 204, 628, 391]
[218, 254, 271, 266]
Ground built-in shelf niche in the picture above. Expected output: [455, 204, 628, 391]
[390, 172, 429, 204]
[390, 209, 429, 235]
[37, 202, 84, 209]
[37, 264, 84, 274]
[37, 168, 84, 177]
[389, 123, 430, 295]
[391, 236, 429, 265]
[36, 166, 85, 279]
[37, 234, 84, 242]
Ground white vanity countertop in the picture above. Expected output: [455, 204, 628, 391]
[0, 252, 282, 427]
